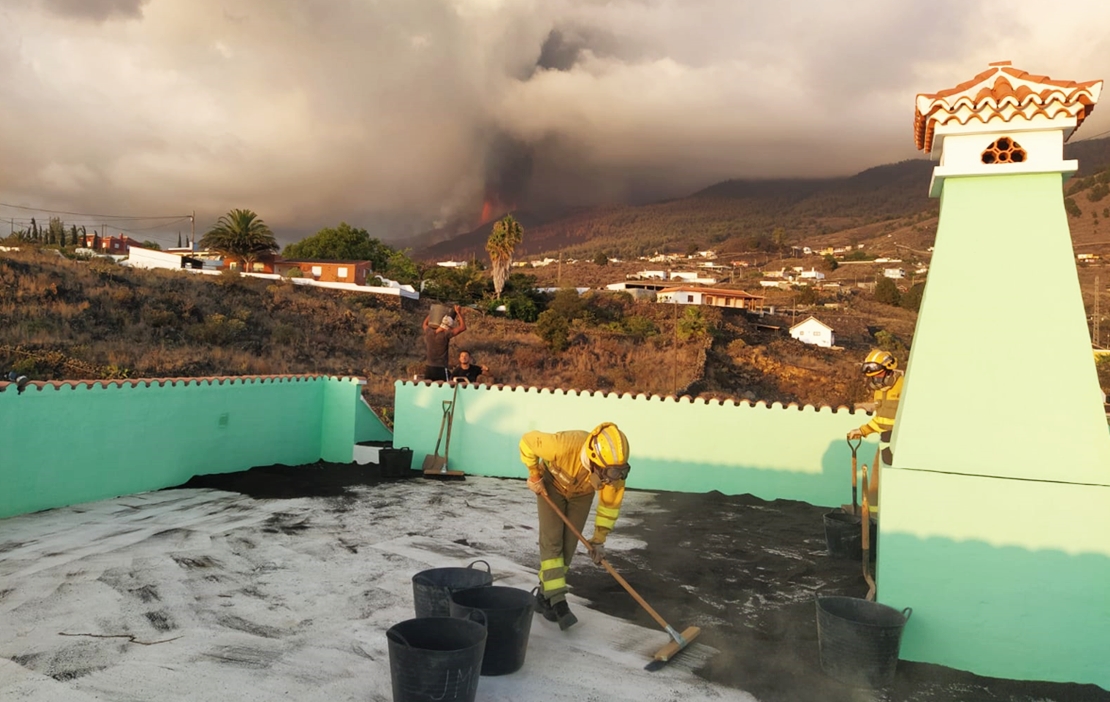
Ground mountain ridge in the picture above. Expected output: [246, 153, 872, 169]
[416, 137, 1110, 262]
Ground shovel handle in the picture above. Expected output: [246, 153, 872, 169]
[538, 491, 672, 632]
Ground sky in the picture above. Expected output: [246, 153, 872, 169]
[1, 0, 1109, 245]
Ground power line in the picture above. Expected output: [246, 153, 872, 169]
[0, 201, 190, 220]
[1072, 126, 1110, 143]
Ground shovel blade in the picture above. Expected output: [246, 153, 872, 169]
[421, 455, 446, 473]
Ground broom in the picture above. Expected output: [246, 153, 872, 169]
[539, 491, 702, 671]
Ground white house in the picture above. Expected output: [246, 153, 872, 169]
[126, 246, 207, 271]
[799, 268, 826, 280]
[635, 270, 667, 279]
[670, 271, 718, 285]
[436, 260, 468, 268]
[789, 316, 835, 348]
[658, 286, 765, 310]
[883, 268, 907, 279]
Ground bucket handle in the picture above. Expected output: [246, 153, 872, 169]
[466, 609, 487, 628]
[901, 607, 913, 622]
[466, 559, 491, 574]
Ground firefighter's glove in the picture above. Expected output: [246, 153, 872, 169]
[846, 428, 863, 440]
[527, 475, 547, 496]
[588, 540, 605, 565]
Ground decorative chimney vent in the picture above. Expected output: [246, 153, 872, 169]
[981, 137, 1026, 164]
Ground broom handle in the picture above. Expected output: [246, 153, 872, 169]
[539, 491, 673, 632]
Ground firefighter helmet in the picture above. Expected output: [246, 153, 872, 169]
[861, 349, 897, 376]
[584, 423, 630, 468]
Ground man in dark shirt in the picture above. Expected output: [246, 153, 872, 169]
[450, 351, 489, 383]
[422, 305, 467, 381]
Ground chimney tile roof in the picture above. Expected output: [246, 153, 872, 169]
[914, 64, 1103, 153]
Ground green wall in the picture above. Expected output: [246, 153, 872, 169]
[0, 375, 392, 519]
[879, 172, 1110, 690]
[392, 381, 875, 506]
[877, 469, 1110, 688]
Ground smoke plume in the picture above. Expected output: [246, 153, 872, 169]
[1, 0, 1109, 244]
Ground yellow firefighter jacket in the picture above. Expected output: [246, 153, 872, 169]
[519, 430, 625, 543]
[859, 371, 904, 438]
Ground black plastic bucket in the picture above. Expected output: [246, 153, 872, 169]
[815, 596, 912, 688]
[823, 512, 877, 560]
[449, 586, 535, 676]
[380, 447, 414, 478]
[412, 560, 493, 619]
[387, 614, 487, 702]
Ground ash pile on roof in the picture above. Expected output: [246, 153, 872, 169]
[170, 461, 402, 499]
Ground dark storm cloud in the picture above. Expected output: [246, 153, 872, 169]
[1, 0, 1108, 243]
[39, 0, 149, 22]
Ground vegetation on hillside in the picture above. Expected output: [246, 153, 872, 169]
[0, 248, 915, 416]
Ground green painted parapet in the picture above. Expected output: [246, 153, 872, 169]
[392, 380, 873, 506]
[0, 375, 392, 519]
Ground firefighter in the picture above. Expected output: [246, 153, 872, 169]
[847, 349, 904, 467]
[519, 422, 630, 631]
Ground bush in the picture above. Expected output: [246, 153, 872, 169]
[535, 310, 570, 352]
[821, 254, 839, 271]
[1064, 197, 1082, 218]
[874, 278, 901, 306]
[548, 288, 587, 321]
[676, 306, 708, 342]
[504, 294, 539, 322]
[623, 315, 657, 339]
[901, 282, 925, 312]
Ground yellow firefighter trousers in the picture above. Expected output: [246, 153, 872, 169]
[536, 474, 595, 604]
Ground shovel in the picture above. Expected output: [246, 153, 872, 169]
[422, 382, 464, 479]
[538, 491, 701, 671]
[861, 462, 876, 602]
[841, 436, 862, 515]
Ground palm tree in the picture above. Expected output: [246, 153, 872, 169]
[201, 209, 278, 271]
[485, 214, 523, 299]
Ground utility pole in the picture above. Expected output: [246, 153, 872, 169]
[190, 210, 195, 251]
[1095, 274, 1101, 348]
[672, 299, 679, 396]
[557, 251, 562, 286]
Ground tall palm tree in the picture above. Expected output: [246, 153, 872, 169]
[201, 209, 278, 271]
[485, 214, 523, 299]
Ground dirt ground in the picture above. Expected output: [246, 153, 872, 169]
[173, 464, 1110, 702]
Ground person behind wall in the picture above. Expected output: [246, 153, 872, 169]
[450, 351, 489, 383]
[520, 422, 631, 631]
[422, 305, 467, 382]
[847, 348, 904, 467]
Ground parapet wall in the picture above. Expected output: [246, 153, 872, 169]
[0, 374, 392, 519]
[392, 380, 872, 506]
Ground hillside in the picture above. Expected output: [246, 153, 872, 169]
[0, 249, 919, 418]
[417, 137, 1110, 262]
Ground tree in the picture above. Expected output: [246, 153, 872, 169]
[47, 217, 64, 246]
[142, 240, 162, 250]
[593, 251, 609, 266]
[177, 232, 183, 247]
[486, 214, 524, 299]
[201, 209, 278, 271]
[283, 222, 390, 266]
[771, 227, 789, 255]
[874, 277, 901, 306]
[685, 242, 699, 257]
[901, 282, 926, 312]
[535, 309, 570, 352]
[821, 253, 839, 271]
